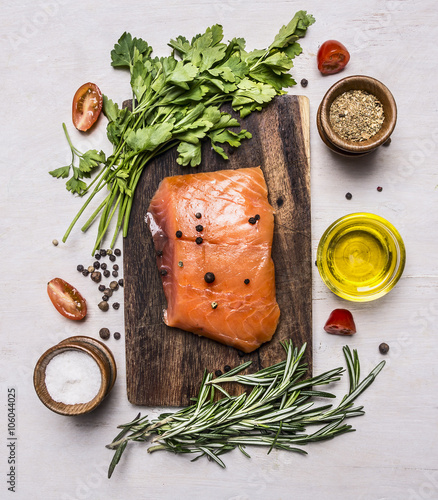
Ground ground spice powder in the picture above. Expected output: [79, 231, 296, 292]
[330, 90, 384, 142]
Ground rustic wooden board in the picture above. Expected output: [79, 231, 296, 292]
[124, 95, 311, 406]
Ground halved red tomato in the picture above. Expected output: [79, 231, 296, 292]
[317, 40, 350, 75]
[72, 82, 103, 131]
[47, 278, 87, 320]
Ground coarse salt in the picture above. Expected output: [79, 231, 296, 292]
[45, 350, 102, 405]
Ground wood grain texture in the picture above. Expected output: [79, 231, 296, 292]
[124, 95, 311, 406]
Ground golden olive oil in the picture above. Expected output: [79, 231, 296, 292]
[317, 214, 406, 301]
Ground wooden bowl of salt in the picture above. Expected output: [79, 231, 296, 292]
[34, 336, 116, 416]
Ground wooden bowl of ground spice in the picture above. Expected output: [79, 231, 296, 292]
[317, 75, 397, 155]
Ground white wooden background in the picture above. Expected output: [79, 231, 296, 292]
[1, 1, 437, 499]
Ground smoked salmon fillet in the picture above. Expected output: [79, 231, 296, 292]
[146, 167, 280, 353]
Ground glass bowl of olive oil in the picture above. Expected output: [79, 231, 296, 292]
[317, 213, 406, 302]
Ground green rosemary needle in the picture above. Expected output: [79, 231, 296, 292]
[106, 341, 385, 478]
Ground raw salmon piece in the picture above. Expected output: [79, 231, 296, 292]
[146, 167, 280, 353]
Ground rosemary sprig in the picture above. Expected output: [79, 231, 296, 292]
[106, 341, 385, 478]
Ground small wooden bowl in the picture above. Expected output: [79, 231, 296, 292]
[34, 336, 117, 416]
[317, 75, 397, 155]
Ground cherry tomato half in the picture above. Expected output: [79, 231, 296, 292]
[317, 40, 350, 75]
[72, 82, 103, 131]
[47, 278, 87, 320]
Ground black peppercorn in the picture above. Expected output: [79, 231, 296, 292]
[161, 269, 168, 276]
[248, 217, 256, 224]
[99, 328, 110, 340]
[244, 279, 250, 285]
[112, 302, 120, 310]
[98, 301, 109, 312]
[91, 271, 102, 283]
[77, 264, 84, 272]
[345, 192, 352, 200]
[93, 261, 100, 270]
[102, 295, 109, 301]
[254, 214, 260, 221]
[114, 248, 121, 256]
[98, 284, 106, 292]
[118, 279, 124, 287]
[301, 78, 308, 87]
[196, 237, 203, 245]
[100, 249, 107, 256]
[114, 332, 121, 340]
[112, 271, 119, 278]
[109, 254, 116, 262]
[204, 272, 215, 283]
[176, 230, 182, 238]
[379, 343, 389, 354]
[82, 269, 89, 277]
[195, 212, 202, 219]
[104, 270, 110, 278]
[94, 253, 101, 260]
[113, 264, 119, 271]
[100, 262, 107, 270]
[195, 225, 204, 232]
[224, 365, 231, 372]
[215, 370, 222, 377]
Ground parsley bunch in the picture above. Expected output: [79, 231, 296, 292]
[52, 11, 314, 253]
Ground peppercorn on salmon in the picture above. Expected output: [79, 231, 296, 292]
[146, 167, 280, 353]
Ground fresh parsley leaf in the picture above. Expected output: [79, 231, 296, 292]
[176, 141, 202, 167]
[269, 11, 315, 50]
[49, 165, 71, 179]
[125, 122, 174, 152]
[111, 32, 152, 69]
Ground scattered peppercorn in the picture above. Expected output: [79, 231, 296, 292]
[244, 279, 250, 285]
[106, 249, 113, 256]
[195, 212, 202, 219]
[112, 302, 120, 310]
[100, 262, 107, 270]
[178, 261, 184, 268]
[118, 279, 124, 287]
[113, 332, 121, 340]
[104, 270, 110, 278]
[195, 237, 203, 245]
[91, 271, 102, 283]
[161, 269, 168, 276]
[82, 270, 89, 277]
[102, 295, 109, 301]
[211, 301, 218, 309]
[301, 78, 308, 87]
[113, 264, 119, 271]
[383, 138, 391, 147]
[94, 253, 101, 260]
[176, 230, 183, 238]
[237, 350, 245, 358]
[379, 342, 390, 354]
[204, 272, 215, 283]
[109, 254, 116, 262]
[224, 365, 231, 372]
[88, 266, 95, 273]
[100, 249, 107, 256]
[103, 288, 112, 297]
[114, 248, 121, 256]
[196, 225, 204, 232]
[99, 328, 110, 340]
[157, 250, 163, 257]
[345, 192, 352, 200]
[98, 284, 106, 292]
[98, 301, 109, 312]
[215, 369, 222, 377]
[377, 186, 383, 192]
[52, 239, 59, 246]
[254, 214, 260, 221]
[109, 281, 119, 290]
[248, 217, 257, 224]
[93, 261, 100, 270]
[112, 271, 118, 277]
[77, 264, 84, 272]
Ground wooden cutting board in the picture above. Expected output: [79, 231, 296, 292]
[124, 95, 311, 406]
